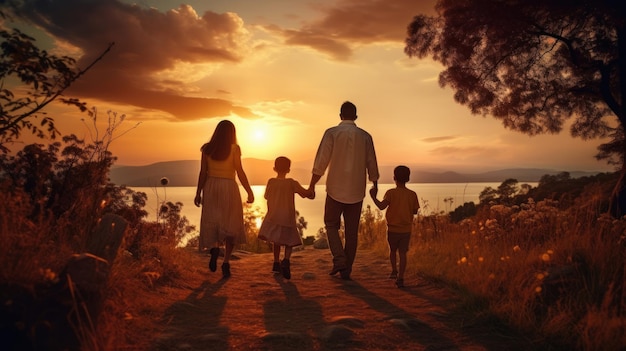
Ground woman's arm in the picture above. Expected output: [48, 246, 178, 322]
[194, 153, 208, 207]
[233, 146, 254, 203]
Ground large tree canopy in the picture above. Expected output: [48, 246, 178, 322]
[405, 0, 626, 166]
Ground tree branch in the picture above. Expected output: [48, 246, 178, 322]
[0, 42, 115, 135]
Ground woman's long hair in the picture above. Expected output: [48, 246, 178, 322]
[201, 120, 237, 161]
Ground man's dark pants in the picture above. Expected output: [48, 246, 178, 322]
[324, 195, 363, 276]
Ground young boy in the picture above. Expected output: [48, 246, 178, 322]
[369, 165, 419, 288]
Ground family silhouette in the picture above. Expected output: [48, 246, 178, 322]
[194, 101, 418, 286]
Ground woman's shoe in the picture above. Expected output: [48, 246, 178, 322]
[272, 262, 281, 274]
[280, 259, 291, 279]
[209, 247, 220, 272]
[221, 262, 231, 278]
[395, 278, 404, 288]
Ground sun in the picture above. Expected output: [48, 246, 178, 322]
[237, 119, 282, 159]
[252, 129, 266, 143]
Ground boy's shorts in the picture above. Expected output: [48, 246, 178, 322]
[387, 232, 411, 252]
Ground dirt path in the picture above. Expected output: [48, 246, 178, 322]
[148, 246, 536, 351]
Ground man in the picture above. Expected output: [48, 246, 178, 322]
[308, 101, 379, 280]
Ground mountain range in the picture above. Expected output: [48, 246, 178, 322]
[108, 159, 603, 187]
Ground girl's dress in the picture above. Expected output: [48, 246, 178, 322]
[258, 178, 303, 247]
[199, 144, 246, 249]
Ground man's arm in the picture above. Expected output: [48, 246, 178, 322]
[369, 187, 388, 210]
[307, 174, 322, 199]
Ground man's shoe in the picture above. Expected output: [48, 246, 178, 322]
[329, 266, 346, 276]
[395, 278, 404, 288]
[340, 269, 351, 280]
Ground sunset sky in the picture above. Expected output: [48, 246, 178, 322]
[4, 0, 616, 173]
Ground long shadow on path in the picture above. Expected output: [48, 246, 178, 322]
[337, 279, 461, 350]
[261, 276, 326, 350]
[399, 279, 541, 351]
[152, 279, 229, 351]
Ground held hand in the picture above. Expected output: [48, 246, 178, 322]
[369, 187, 378, 198]
[307, 186, 316, 199]
[194, 193, 202, 207]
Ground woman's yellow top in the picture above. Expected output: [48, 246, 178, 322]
[207, 144, 240, 180]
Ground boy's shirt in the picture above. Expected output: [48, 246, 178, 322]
[383, 187, 419, 233]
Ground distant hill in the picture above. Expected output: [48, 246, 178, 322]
[108, 159, 603, 187]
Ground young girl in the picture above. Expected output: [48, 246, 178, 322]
[194, 120, 254, 278]
[258, 156, 311, 279]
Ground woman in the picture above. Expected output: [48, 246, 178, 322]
[194, 120, 254, 278]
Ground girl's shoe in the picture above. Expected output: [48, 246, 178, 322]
[280, 259, 291, 279]
[272, 262, 281, 274]
[389, 271, 398, 279]
[209, 247, 220, 272]
[395, 278, 404, 288]
[222, 262, 231, 278]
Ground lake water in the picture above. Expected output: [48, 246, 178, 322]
[133, 182, 532, 237]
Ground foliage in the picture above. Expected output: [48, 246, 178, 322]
[405, 0, 626, 165]
[357, 174, 625, 350]
[0, 26, 113, 152]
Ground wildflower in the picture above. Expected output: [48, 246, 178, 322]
[536, 273, 545, 280]
[535, 286, 542, 293]
[478, 256, 484, 262]
[546, 249, 554, 255]
[160, 177, 169, 186]
[461, 257, 467, 264]
[541, 253, 550, 262]
[485, 219, 498, 229]
[39, 268, 58, 283]
[488, 273, 495, 280]
[513, 245, 520, 252]
[471, 230, 476, 235]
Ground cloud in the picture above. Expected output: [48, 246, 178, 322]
[272, 0, 436, 60]
[12, 0, 255, 120]
[422, 135, 459, 143]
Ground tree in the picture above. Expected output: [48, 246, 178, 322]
[0, 25, 113, 152]
[497, 178, 519, 202]
[405, 0, 626, 214]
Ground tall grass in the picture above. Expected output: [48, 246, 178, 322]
[356, 179, 625, 350]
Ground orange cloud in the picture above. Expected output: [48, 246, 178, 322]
[12, 1, 253, 120]
[422, 135, 459, 143]
[272, 0, 436, 60]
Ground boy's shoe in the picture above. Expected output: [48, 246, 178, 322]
[280, 259, 291, 279]
[389, 271, 398, 279]
[395, 278, 404, 288]
[272, 262, 281, 274]
[221, 262, 231, 278]
[209, 247, 220, 272]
